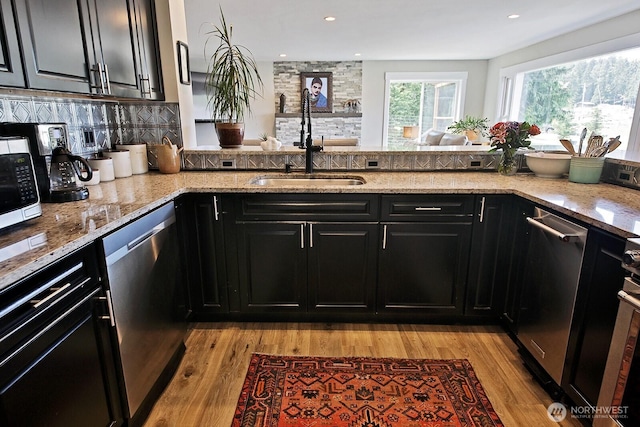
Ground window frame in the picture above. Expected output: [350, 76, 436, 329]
[383, 71, 468, 147]
[496, 34, 640, 154]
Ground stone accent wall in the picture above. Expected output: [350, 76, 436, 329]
[273, 61, 362, 144]
[0, 93, 182, 156]
[276, 115, 362, 145]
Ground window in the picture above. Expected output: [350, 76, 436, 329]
[384, 72, 467, 148]
[509, 48, 640, 151]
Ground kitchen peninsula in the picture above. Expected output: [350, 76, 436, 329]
[1, 168, 639, 290]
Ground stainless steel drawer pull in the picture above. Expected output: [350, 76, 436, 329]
[105, 290, 116, 327]
[526, 216, 580, 243]
[415, 207, 442, 211]
[32, 283, 72, 308]
[300, 223, 305, 249]
[309, 223, 314, 248]
[382, 224, 388, 249]
[213, 195, 219, 221]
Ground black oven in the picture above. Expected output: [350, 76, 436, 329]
[0, 136, 41, 230]
[596, 237, 640, 426]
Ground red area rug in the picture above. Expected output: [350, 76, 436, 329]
[232, 353, 504, 427]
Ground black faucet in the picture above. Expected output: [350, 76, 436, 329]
[300, 88, 323, 173]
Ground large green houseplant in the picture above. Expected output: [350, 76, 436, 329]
[205, 8, 263, 147]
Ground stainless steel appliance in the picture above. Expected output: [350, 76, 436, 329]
[596, 237, 640, 427]
[0, 136, 41, 230]
[0, 123, 76, 202]
[518, 207, 587, 387]
[48, 146, 93, 202]
[102, 201, 186, 424]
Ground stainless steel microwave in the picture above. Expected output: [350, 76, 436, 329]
[0, 136, 42, 230]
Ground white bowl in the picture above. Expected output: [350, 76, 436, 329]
[525, 152, 571, 178]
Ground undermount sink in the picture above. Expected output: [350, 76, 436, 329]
[250, 174, 366, 186]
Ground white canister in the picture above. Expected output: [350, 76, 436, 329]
[88, 157, 115, 182]
[102, 150, 132, 178]
[84, 169, 100, 186]
[116, 144, 148, 174]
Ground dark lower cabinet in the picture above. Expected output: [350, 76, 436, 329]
[563, 228, 627, 410]
[177, 194, 228, 317]
[377, 222, 472, 317]
[308, 222, 378, 313]
[237, 221, 308, 312]
[499, 198, 534, 334]
[465, 195, 515, 317]
[0, 243, 122, 426]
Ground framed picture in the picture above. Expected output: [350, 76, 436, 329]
[177, 41, 190, 85]
[300, 72, 332, 112]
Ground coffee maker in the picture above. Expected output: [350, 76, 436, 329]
[0, 123, 92, 202]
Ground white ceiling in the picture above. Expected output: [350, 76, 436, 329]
[184, 0, 640, 66]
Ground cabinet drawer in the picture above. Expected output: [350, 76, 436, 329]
[381, 195, 474, 221]
[235, 194, 379, 221]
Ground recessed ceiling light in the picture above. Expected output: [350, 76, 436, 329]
[354, 53, 361, 57]
[324, 16, 336, 22]
[508, 14, 520, 19]
[279, 53, 287, 57]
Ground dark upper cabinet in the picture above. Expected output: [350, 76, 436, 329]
[563, 228, 626, 409]
[132, 0, 163, 99]
[0, 0, 25, 87]
[14, 0, 94, 93]
[13, 0, 162, 98]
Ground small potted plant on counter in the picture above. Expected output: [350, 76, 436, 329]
[205, 7, 263, 148]
[447, 116, 489, 143]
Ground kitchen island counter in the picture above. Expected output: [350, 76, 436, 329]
[1, 170, 639, 289]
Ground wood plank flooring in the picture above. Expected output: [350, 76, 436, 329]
[143, 322, 583, 427]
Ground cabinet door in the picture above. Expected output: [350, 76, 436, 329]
[377, 222, 472, 316]
[92, 0, 144, 98]
[14, 0, 95, 93]
[500, 199, 534, 333]
[237, 222, 307, 312]
[308, 222, 378, 312]
[465, 196, 514, 316]
[178, 195, 228, 316]
[563, 229, 626, 409]
[0, 0, 24, 87]
[132, 0, 163, 99]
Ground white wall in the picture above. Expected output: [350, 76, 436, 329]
[189, 62, 275, 146]
[483, 9, 640, 122]
[361, 60, 488, 147]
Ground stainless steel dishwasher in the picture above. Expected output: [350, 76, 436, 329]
[102, 201, 186, 423]
[517, 207, 587, 387]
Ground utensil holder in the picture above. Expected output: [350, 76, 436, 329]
[568, 156, 605, 184]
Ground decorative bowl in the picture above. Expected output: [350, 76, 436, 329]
[524, 152, 571, 178]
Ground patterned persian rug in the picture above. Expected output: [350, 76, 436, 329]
[232, 353, 504, 427]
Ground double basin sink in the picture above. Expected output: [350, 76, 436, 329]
[250, 174, 365, 186]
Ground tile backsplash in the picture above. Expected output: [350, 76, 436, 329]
[0, 93, 182, 156]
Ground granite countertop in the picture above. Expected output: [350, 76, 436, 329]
[1, 170, 639, 290]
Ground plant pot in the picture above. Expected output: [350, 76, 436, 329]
[215, 122, 245, 148]
[464, 130, 479, 142]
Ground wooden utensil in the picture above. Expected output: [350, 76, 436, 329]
[559, 139, 576, 155]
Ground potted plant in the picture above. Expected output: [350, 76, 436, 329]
[447, 116, 489, 142]
[205, 8, 263, 148]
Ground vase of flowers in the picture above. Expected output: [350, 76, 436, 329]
[488, 121, 541, 175]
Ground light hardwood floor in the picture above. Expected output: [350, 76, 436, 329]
[143, 322, 583, 427]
